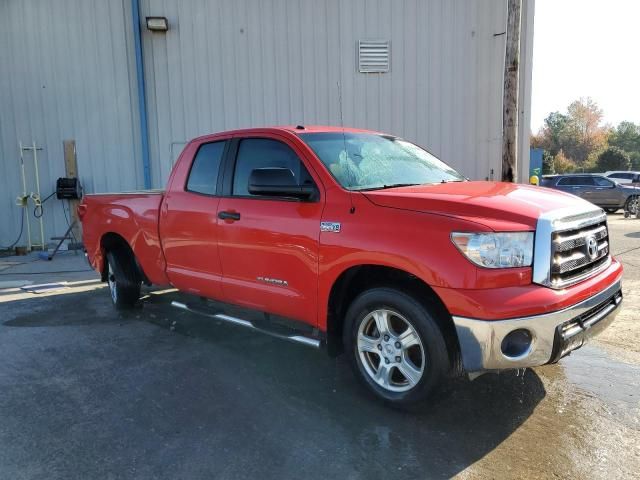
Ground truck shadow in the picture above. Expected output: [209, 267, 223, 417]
[135, 290, 546, 479]
[1, 288, 545, 479]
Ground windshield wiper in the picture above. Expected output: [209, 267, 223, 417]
[355, 183, 420, 191]
[441, 179, 466, 183]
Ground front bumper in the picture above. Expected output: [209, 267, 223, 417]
[452, 279, 623, 373]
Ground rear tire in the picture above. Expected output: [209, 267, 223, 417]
[106, 249, 141, 309]
[343, 287, 450, 406]
[604, 208, 618, 214]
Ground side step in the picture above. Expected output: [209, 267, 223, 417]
[171, 301, 322, 349]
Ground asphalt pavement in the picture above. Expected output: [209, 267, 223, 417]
[0, 214, 638, 479]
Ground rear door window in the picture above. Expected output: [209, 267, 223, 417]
[186, 141, 226, 195]
[558, 177, 594, 186]
[594, 177, 614, 187]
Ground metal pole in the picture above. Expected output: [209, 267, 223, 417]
[32, 141, 45, 250]
[132, 0, 152, 189]
[501, 0, 522, 182]
[19, 141, 32, 251]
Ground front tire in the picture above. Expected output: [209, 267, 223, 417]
[106, 249, 141, 309]
[343, 288, 450, 405]
[625, 196, 639, 217]
[604, 208, 618, 214]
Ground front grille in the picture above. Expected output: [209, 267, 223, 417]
[550, 217, 610, 288]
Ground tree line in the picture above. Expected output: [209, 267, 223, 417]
[531, 97, 640, 174]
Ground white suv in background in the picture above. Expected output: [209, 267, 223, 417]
[605, 171, 640, 184]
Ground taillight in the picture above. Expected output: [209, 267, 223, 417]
[77, 204, 87, 220]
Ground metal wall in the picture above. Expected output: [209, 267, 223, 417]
[0, 0, 142, 247]
[140, 0, 534, 185]
[0, 0, 535, 247]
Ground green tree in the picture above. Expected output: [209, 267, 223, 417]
[534, 98, 609, 165]
[542, 150, 555, 174]
[537, 112, 570, 157]
[596, 147, 631, 171]
[553, 150, 577, 173]
[608, 121, 640, 169]
[608, 121, 640, 152]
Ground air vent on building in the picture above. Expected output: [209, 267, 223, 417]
[358, 40, 390, 73]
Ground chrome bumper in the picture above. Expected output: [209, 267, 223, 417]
[453, 279, 623, 373]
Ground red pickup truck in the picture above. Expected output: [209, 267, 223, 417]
[80, 126, 623, 405]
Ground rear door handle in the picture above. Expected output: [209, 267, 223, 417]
[218, 211, 241, 221]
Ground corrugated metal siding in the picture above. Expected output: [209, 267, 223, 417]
[140, 0, 513, 188]
[0, 0, 535, 247]
[0, 0, 141, 247]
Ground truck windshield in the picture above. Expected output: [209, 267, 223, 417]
[300, 132, 465, 190]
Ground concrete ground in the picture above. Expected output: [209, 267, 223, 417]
[0, 215, 638, 480]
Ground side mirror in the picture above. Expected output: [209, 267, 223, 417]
[248, 168, 316, 200]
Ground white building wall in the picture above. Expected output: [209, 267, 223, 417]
[0, 0, 535, 247]
[0, 0, 142, 247]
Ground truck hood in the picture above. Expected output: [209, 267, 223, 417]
[362, 181, 598, 230]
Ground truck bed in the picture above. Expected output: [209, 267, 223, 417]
[81, 191, 169, 285]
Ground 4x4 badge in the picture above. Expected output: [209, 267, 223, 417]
[320, 222, 341, 233]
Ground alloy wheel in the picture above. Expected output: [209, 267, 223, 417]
[356, 309, 425, 392]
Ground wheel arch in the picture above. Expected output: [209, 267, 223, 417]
[324, 264, 462, 373]
[100, 232, 149, 285]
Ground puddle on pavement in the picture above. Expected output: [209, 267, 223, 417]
[558, 345, 640, 427]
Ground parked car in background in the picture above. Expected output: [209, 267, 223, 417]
[541, 173, 640, 214]
[604, 171, 640, 185]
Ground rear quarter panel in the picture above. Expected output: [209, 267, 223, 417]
[81, 192, 169, 285]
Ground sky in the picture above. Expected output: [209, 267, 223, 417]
[531, 0, 640, 132]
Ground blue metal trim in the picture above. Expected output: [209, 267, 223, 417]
[132, 0, 152, 189]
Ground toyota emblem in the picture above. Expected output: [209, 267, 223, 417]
[586, 236, 598, 260]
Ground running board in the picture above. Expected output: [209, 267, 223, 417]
[171, 301, 322, 349]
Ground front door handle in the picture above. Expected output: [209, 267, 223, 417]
[218, 211, 241, 221]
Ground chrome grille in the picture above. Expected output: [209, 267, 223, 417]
[550, 217, 610, 288]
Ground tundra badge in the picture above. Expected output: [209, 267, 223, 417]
[257, 277, 289, 287]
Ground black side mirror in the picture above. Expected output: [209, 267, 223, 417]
[248, 168, 316, 200]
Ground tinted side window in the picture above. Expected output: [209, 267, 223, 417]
[186, 141, 226, 195]
[594, 177, 614, 187]
[564, 176, 593, 186]
[558, 177, 594, 186]
[578, 177, 595, 186]
[232, 138, 314, 196]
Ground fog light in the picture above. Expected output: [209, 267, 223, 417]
[501, 329, 533, 358]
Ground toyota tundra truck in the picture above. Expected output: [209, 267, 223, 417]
[79, 126, 623, 405]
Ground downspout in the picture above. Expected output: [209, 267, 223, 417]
[132, 0, 152, 189]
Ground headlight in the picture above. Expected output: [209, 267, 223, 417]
[451, 232, 533, 268]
